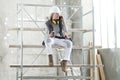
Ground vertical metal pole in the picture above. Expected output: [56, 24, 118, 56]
[20, 0, 24, 80]
[81, 7, 84, 64]
[81, 6, 85, 80]
[106, 18, 109, 48]
[16, 3, 19, 80]
[16, 40, 20, 80]
[99, 0, 102, 47]
[56, 49, 59, 80]
[113, 0, 117, 48]
[91, 0, 96, 80]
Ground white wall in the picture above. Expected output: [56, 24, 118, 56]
[94, 0, 120, 48]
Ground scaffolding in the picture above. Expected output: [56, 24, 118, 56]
[9, 0, 103, 80]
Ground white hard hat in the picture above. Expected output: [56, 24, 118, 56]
[49, 6, 61, 15]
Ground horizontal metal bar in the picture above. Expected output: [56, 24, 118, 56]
[18, 20, 82, 23]
[8, 28, 45, 31]
[8, 28, 93, 32]
[18, 4, 81, 8]
[18, 20, 46, 22]
[68, 29, 93, 32]
[10, 64, 103, 68]
[9, 44, 102, 49]
[18, 76, 93, 79]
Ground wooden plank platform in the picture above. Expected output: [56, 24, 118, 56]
[10, 64, 103, 68]
[18, 76, 93, 79]
[9, 44, 102, 49]
[8, 28, 93, 32]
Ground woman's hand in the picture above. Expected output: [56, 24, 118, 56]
[49, 31, 55, 37]
[64, 35, 68, 38]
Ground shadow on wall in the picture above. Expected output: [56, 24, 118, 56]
[98, 48, 120, 80]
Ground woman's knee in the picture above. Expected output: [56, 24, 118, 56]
[45, 38, 53, 45]
[65, 40, 73, 48]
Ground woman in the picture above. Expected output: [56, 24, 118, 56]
[44, 6, 72, 72]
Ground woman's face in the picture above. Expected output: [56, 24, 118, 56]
[52, 13, 59, 20]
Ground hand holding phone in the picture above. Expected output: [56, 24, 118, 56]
[49, 31, 55, 37]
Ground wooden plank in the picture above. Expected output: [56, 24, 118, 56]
[8, 28, 45, 31]
[19, 76, 93, 79]
[97, 63, 100, 80]
[8, 28, 93, 32]
[10, 64, 103, 68]
[89, 42, 100, 80]
[96, 54, 106, 80]
[9, 44, 102, 49]
[9, 44, 45, 48]
[95, 49, 100, 80]
[89, 42, 94, 80]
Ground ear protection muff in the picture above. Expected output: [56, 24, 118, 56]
[52, 19, 59, 25]
[52, 20, 57, 24]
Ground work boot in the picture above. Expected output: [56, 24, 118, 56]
[48, 54, 54, 66]
[60, 60, 67, 72]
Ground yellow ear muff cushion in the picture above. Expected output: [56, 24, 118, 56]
[52, 20, 56, 24]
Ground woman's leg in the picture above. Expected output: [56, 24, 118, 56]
[54, 38, 73, 61]
[54, 38, 73, 72]
[45, 38, 55, 66]
[45, 38, 54, 54]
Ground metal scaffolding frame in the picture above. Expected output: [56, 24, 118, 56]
[9, 0, 102, 80]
